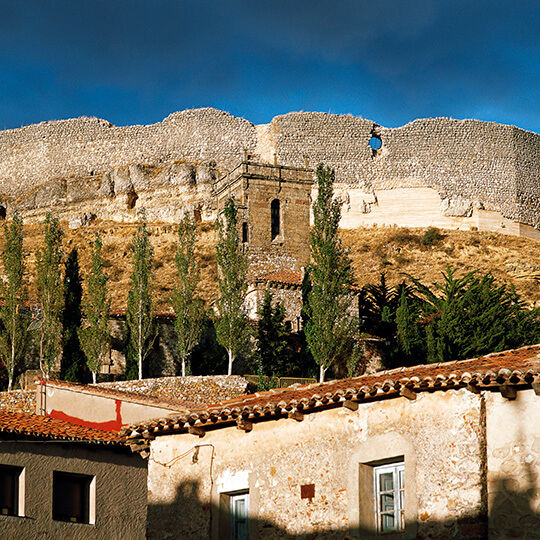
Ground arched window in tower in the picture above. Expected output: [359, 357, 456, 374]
[271, 199, 280, 240]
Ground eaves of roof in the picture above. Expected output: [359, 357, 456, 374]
[122, 344, 540, 450]
[0, 411, 124, 445]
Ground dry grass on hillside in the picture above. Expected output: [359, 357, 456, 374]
[4, 221, 540, 310]
[9, 220, 218, 311]
[341, 226, 540, 305]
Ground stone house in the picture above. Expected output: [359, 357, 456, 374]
[0, 411, 147, 539]
[122, 344, 540, 539]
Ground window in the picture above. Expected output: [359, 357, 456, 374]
[52, 471, 95, 524]
[230, 492, 249, 540]
[0, 465, 24, 517]
[271, 199, 280, 240]
[220, 490, 249, 540]
[242, 222, 248, 243]
[374, 462, 404, 534]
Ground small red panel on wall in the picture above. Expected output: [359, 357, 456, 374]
[300, 484, 315, 499]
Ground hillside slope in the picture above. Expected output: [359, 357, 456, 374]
[4, 221, 540, 310]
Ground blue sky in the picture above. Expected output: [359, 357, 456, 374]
[1, 1, 539, 133]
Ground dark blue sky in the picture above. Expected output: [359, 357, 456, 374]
[1, 1, 539, 133]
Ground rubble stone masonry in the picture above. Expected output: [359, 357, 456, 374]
[0, 108, 539, 233]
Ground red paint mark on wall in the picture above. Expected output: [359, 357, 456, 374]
[48, 399, 123, 432]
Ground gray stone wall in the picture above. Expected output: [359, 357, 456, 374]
[1, 108, 540, 229]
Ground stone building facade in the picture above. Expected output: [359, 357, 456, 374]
[214, 160, 313, 276]
[123, 344, 540, 540]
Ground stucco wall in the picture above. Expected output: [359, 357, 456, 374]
[485, 389, 540, 539]
[146, 388, 484, 539]
[0, 441, 147, 540]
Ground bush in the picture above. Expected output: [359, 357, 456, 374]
[421, 227, 444, 247]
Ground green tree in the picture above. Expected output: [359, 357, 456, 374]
[412, 265, 540, 362]
[305, 164, 357, 382]
[35, 213, 64, 378]
[255, 290, 290, 379]
[79, 236, 110, 384]
[60, 249, 86, 382]
[0, 212, 26, 390]
[215, 197, 249, 375]
[126, 209, 156, 380]
[171, 213, 205, 376]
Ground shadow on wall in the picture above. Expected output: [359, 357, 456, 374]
[146, 472, 540, 540]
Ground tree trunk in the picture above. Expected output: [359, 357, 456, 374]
[319, 364, 326, 383]
[181, 356, 186, 377]
[227, 349, 234, 376]
[7, 375, 13, 392]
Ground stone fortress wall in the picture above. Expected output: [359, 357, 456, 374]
[1, 107, 539, 237]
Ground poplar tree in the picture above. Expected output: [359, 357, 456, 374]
[171, 212, 204, 376]
[0, 212, 26, 390]
[126, 209, 156, 380]
[305, 164, 357, 382]
[79, 235, 110, 384]
[215, 197, 249, 375]
[60, 249, 86, 382]
[36, 213, 64, 378]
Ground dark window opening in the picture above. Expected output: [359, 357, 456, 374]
[0, 465, 22, 516]
[271, 199, 280, 240]
[0, 206, 6, 220]
[242, 222, 248, 243]
[53, 471, 92, 524]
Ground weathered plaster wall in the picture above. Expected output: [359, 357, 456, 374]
[146, 389, 484, 539]
[486, 389, 540, 539]
[0, 441, 147, 540]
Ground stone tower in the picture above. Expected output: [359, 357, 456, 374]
[213, 160, 314, 277]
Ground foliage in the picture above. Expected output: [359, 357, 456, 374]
[255, 290, 291, 378]
[214, 197, 250, 375]
[305, 164, 357, 382]
[0, 212, 26, 390]
[421, 227, 444, 247]
[171, 213, 205, 376]
[35, 213, 64, 378]
[189, 314, 228, 375]
[410, 265, 540, 362]
[361, 265, 540, 367]
[126, 209, 156, 380]
[60, 249, 86, 383]
[79, 236, 110, 383]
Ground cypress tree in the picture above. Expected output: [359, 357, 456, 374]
[60, 249, 86, 382]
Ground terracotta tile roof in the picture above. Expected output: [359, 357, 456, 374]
[123, 344, 540, 442]
[0, 411, 124, 445]
[255, 270, 303, 286]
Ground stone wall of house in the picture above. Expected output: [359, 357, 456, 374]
[1, 109, 540, 234]
[146, 389, 485, 539]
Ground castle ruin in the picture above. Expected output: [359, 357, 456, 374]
[1, 107, 539, 241]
